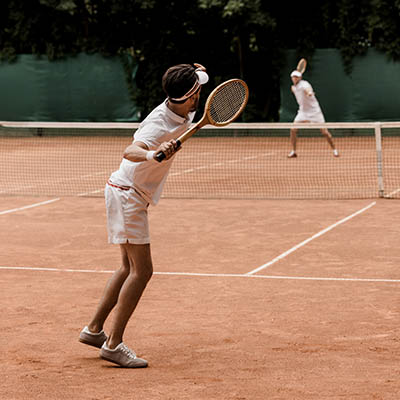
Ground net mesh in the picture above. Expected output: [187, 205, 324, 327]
[209, 80, 247, 124]
[1, 121, 399, 200]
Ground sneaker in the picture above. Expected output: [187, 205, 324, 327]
[333, 149, 339, 157]
[287, 150, 297, 158]
[79, 326, 107, 349]
[100, 342, 148, 368]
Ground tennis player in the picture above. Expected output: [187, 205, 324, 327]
[288, 70, 339, 158]
[79, 63, 209, 368]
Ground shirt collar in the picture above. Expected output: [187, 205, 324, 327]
[163, 99, 189, 124]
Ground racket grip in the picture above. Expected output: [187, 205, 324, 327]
[155, 151, 166, 162]
[155, 140, 182, 163]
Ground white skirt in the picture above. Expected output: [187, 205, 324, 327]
[294, 111, 325, 123]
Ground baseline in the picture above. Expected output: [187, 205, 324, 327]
[1, 265, 399, 284]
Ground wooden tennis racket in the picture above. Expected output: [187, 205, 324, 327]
[296, 58, 307, 74]
[155, 78, 249, 162]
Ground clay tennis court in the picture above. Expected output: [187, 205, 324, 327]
[1, 193, 400, 399]
[1, 128, 400, 399]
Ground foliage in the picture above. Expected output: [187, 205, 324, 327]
[1, 0, 400, 120]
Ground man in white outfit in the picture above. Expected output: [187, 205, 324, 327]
[79, 63, 209, 368]
[288, 70, 338, 158]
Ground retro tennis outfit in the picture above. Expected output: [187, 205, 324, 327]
[105, 100, 195, 244]
[292, 80, 325, 123]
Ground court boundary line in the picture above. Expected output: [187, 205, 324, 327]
[0, 170, 109, 197]
[385, 188, 400, 198]
[246, 201, 377, 275]
[169, 151, 276, 178]
[0, 265, 399, 284]
[0, 198, 60, 215]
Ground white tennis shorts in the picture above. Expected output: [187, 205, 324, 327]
[105, 183, 150, 245]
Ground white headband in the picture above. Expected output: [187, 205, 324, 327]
[169, 69, 209, 102]
[290, 70, 302, 78]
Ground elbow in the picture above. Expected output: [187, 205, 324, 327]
[122, 142, 148, 162]
[122, 149, 136, 162]
[122, 144, 138, 162]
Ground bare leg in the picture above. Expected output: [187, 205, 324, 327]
[320, 128, 336, 150]
[87, 246, 131, 333]
[290, 128, 298, 152]
[106, 242, 153, 349]
[288, 128, 298, 157]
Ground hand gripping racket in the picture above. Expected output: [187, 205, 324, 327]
[296, 58, 307, 74]
[155, 79, 249, 162]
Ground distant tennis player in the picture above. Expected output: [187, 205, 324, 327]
[288, 70, 339, 158]
[79, 63, 209, 368]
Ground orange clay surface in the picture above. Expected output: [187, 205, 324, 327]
[1, 196, 400, 399]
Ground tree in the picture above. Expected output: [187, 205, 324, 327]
[2, 0, 400, 120]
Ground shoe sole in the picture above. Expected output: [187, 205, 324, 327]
[100, 354, 148, 368]
[79, 337, 106, 349]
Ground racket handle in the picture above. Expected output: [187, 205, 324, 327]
[154, 151, 166, 162]
[155, 140, 181, 162]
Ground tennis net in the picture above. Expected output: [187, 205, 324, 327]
[1, 121, 399, 200]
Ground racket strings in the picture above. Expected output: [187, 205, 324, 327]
[209, 81, 247, 125]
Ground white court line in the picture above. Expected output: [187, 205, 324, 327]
[385, 188, 400, 197]
[0, 265, 399, 283]
[0, 183, 39, 195]
[170, 152, 275, 177]
[0, 198, 60, 215]
[77, 188, 104, 197]
[246, 201, 377, 276]
[0, 171, 107, 196]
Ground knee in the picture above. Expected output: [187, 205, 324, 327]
[321, 129, 331, 138]
[121, 253, 130, 270]
[135, 263, 153, 285]
[144, 265, 153, 283]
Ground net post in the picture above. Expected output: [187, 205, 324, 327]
[374, 122, 385, 198]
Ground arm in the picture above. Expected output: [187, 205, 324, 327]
[305, 88, 314, 97]
[303, 82, 314, 97]
[123, 140, 180, 162]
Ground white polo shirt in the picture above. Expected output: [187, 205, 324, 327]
[292, 79, 325, 123]
[109, 100, 195, 205]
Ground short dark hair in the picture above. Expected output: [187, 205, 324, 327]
[162, 64, 197, 103]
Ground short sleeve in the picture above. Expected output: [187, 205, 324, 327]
[302, 81, 313, 92]
[133, 123, 167, 149]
